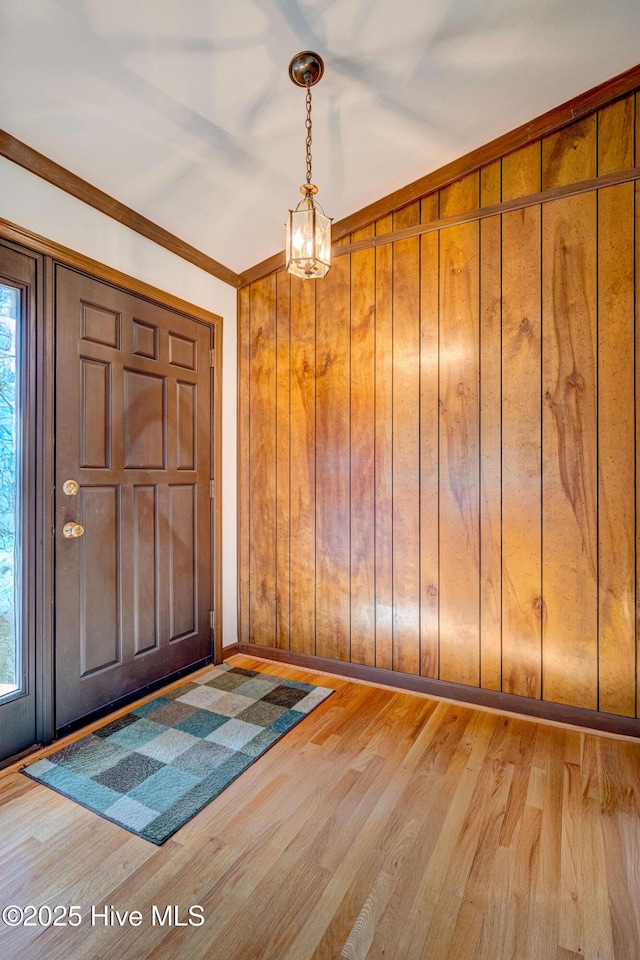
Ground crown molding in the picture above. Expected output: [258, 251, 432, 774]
[0, 131, 240, 288]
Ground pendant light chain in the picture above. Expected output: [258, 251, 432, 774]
[305, 79, 313, 186]
[286, 51, 331, 279]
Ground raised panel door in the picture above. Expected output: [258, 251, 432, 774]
[55, 266, 213, 729]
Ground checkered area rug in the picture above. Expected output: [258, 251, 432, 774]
[21, 664, 334, 844]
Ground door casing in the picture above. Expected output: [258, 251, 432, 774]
[0, 220, 223, 760]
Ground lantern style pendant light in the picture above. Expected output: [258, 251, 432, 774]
[286, 51, 332, 279]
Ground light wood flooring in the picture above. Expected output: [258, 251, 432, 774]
[1, 653, 639, 960]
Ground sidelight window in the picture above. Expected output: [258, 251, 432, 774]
[0, 283, 19, 699]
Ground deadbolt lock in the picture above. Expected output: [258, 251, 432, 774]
[62, 479, 79, 496]
[63, 522, 84, 539]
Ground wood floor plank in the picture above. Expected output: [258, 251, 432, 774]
[1, 654, 639, 959]
[511, 802, 544, 960]
[392, 711, 498, 960]
[283, 706, 474, 960]
[420, 755, 515, 959]
[528, 725, 565, 958]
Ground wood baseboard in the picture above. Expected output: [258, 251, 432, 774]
[221, 642, 240, 660]
[236, 644, 640, 740]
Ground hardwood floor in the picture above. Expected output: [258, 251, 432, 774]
[0, 653, 639, 959]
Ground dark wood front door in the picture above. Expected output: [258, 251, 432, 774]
[55, 266, 214, 729]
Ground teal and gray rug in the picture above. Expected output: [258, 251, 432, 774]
[21, 664, 333, 844]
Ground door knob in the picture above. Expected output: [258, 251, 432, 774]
[62, 479, 79, 496]
[63, 522, 84, 539]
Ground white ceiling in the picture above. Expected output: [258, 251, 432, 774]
[1, 0, 639, 278]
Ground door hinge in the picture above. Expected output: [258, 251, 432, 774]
[209, 610, 215, 630]
[209, 479, 215, 499]
[209, 348, 215, 367]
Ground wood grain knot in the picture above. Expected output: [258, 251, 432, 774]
[566, 371, 584, 390]
[457, 382, 465, 394]
[318, 351, 334, 376]
[532, 596, 545, 620]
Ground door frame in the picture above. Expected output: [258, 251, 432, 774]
[0, 238, 45, 762]
[0, 218, 223, 755]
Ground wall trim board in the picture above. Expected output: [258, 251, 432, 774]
[211, 325, 224, 668]
[332, 166, 640, 258]
[238, 165, 640, 280]
[0, 218, 224, 326]
[235, 645, 640, 740]
[239, 251, 286, 288]
[238, 61, 640, 286]
[0, 131, 240, 289]
[235, 286, 245, 650]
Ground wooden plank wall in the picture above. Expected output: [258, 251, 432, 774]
[238, 90, 640, 719]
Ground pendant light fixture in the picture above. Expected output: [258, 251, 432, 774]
[286, 51, 332, 279]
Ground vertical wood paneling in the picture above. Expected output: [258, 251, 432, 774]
[542, 115, 596, 190]
[597, 95, 634, 176]
[289, 277, 316, 654]
[439, 174, 480, 687]
[420, 193, 440, 678]
[315, 254, 351, 662]
[542, 195, 598, 708]
[501, 145, 542, 699]
[350, 225, 376, 666]
[479, 160, 502, 691]
[597, 181, 635, 715]
[635, 191, 640, 716]
[498, 144, 536, 200]
[597, 103, 635, 716]
[542, 115, 598, 709]
[238, 88, 640, 725]
[237, 286, 250, 645]
[275, 271, 291, 650]
[374, 214, 394, 670]
[637, 94, 640, 718]
[392, 202, 421, 675]
[248, 275, 277, 646]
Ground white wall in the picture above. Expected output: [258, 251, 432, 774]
[1, 157, 238, 647]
